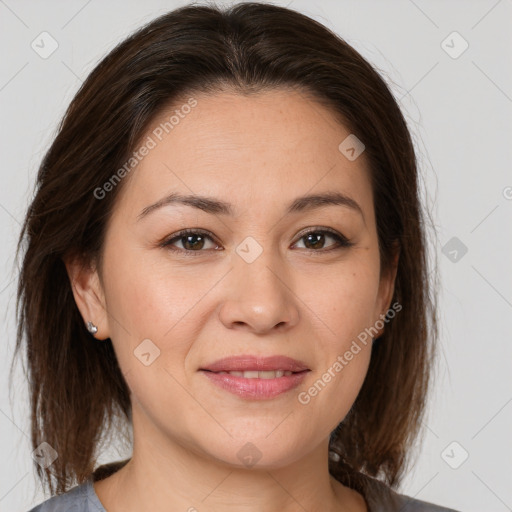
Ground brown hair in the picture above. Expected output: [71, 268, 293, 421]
[12, 1, 438, 497]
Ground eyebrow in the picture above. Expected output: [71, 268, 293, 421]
[137, 191, 364, 222]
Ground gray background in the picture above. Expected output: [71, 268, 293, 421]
[1, 1, 511, 511]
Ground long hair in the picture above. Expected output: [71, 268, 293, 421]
[12, 1, 438, 496]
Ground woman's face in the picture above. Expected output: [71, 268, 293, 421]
[72, 88, 397, 469]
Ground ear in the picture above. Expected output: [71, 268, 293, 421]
[374, 243, 400, 338]
[63, 253, 110, 340]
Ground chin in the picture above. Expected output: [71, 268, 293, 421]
[194, 432, 310, 471]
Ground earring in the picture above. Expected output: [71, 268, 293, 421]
[86, 321, 98, 335]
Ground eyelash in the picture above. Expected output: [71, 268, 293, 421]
[160, 227, 354, 256]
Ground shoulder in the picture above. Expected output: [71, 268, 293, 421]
[26, 479, 105, 512]
[393, 493, 461, 512]
[359, 473, 460, 512]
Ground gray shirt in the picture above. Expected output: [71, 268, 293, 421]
[27, 476, 460, 512]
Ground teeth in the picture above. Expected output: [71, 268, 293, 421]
[260, 370, 278, 379]
[218, 370, 293, 378]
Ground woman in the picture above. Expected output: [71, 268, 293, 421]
[15, 2, 458, 511]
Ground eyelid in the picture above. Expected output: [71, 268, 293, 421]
[160, 228, 222, 254]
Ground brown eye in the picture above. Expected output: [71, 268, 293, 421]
[293, 228, 353, 252]
[162, 229, 220, 253]
[178, 233, 207, 250]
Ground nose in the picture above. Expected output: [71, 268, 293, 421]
[218, 251, 300, 334]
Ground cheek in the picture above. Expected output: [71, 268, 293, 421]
[101, 244, 209, 385]
[295, 257, 381, 341]
[292, 261, 378, 424]
[101, 254, 202, 432]
[103, 242, 205, 337]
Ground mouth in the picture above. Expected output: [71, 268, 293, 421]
[199, 355, 310, 400]
[200, 354, 310, 373]
[204, 369, 300, 378]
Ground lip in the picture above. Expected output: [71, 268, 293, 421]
[199, 355, 310, 400]
[200, 355, 310, 373]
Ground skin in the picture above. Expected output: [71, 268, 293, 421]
[66, 88, 398, 512]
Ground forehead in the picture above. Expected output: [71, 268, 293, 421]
[115, 88, 373, 219]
